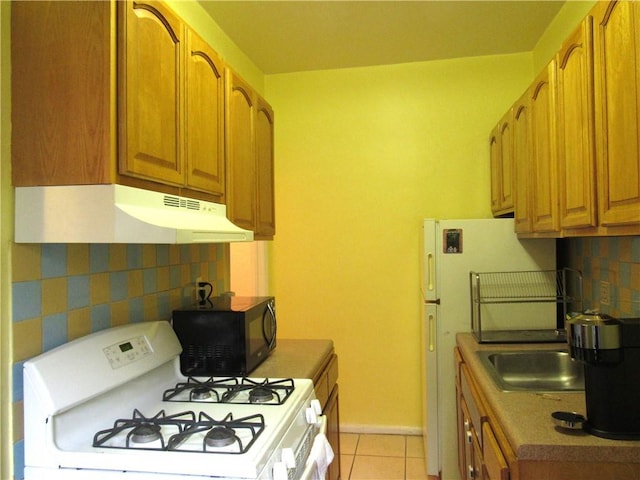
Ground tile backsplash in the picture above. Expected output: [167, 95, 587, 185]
[560, 236, 640, 317]
[11, 242, 228, 479]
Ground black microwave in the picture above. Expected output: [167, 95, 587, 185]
[171, 296, 276, 376]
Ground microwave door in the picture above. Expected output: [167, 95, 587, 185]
[263, 300, 277, 348]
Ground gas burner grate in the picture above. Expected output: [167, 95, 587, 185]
[162, 377, 240, 402]
[222, 378, 295, 405]
[162, 377, 295, 405]
[92, 410, 265, 454]
[93, 409, 195, 450]
[167, 412, 265, 454]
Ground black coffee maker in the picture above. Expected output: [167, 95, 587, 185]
[567, 313, 640, 440]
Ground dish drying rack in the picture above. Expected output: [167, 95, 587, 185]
[470, 268, 583, 343]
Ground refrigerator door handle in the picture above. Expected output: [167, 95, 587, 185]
[428, 313, 436, 352]
[426, 252, 435, 291]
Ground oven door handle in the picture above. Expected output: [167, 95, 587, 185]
[299, 415, 332, 480]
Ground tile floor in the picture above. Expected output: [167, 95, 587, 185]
[339, 433, 429, 480]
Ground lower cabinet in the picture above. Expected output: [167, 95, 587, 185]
[456, 349, 510, 480]
[313, 354, 341, 480]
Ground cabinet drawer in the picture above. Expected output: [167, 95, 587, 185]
[482, 422, 509, 480]
[461, 364, 485, 446]
[313, 354, 338, 409]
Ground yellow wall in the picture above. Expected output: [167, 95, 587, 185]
[532, 1, 598, 74]
[167, 0, 265, 95]
[265, 54, 534, 430]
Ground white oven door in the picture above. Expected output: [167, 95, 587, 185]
[298, 416, 333, 480]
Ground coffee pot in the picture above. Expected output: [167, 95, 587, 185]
[566, 312, 640, 440]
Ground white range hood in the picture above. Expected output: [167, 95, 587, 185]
[15, 184, 254, 244]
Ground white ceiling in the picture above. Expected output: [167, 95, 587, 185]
[199, 1, 566, 74]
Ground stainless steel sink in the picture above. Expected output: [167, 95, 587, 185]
[476, 349, 584, 392]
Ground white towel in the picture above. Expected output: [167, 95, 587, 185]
[306, 433, 334, 480]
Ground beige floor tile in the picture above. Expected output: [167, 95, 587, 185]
[406, 435, 424, 458]
[406, 456, 429, 480]
[356, 434, 406, 457]
[340, 454, 354, 479]
[340, 432, 360, 455]
[349, 455, 405, 480]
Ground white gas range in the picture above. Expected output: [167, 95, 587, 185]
[23, 321, 332, 480]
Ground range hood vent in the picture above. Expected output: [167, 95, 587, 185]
[15, 185, 254, 244]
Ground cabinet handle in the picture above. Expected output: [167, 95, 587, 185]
[466, 430, 473, 444]
[468, 465, 476, 479]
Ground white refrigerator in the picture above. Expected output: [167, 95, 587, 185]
[421, 218, 557, 480]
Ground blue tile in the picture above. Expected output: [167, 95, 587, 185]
[13, 440, 24, 480]
[143, 268, 157, 295]
[157, 245, 169, 266]
[632, 237, 640, 263]
[128, 297, 144, 322]
[90, 244, 110, 273]
[157, 291, 171, 320]
[620, 262, 631, 288]
[67, 275, 90, 309]
[91, 304, 111, 332]
[12, 361, 24, 402]
[41, 244, 67, 278]
[42, 313, 68, 352]
[12, 281, 41, 322]
[180, 245, 191, 264]
[169, 265, 181, 289]
[127, 245, 143, 269]
[110, 271, 128, 301]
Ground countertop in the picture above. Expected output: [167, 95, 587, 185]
[251, 339, 334, 379]
[456, 333, 640, 464]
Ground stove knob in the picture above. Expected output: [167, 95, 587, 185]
[282, 447, 296, 469]
[273, 461, 287, 480]
[310, 399, 322, 415]
[305, 406, 319, 425]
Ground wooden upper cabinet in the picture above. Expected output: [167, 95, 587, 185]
[529, 61, 560, 233]
[11, 1, 113, 186]
[489, 126, 501, 214]
[489, 111, 514, 217]
[513, 96, 532, 234]
[592, 0, 640, 227]
[226, 70, 276, 238]
[226, 70, 257, 231]
[118, 0, 184, 186]
[499, 114, 514, 214]
[255, 98, 276, 237]
[556, 15, 597, 229]
[185, 29, 226, 197]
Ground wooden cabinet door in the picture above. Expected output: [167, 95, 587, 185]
[498, 114, 514, 214]
[11, 1, 113, 186]
[557, 16, 597, 229]
[529, 61, 560, 233]
[482, 423, 509, 480]
[325, 385, 341, 480]
[255, 98, 276, 237]
[119, 0, 184, 186]
[490, 112, 514, 217]
[226, 70, 257, 230]
[185, 29, 225, 197]
[513, 97, 532, 234]
[489, 125, 502, 215]
[593, 0, 640, 226]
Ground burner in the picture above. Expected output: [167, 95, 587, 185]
[191, 386, 213, 401]
[249, 386, 274, 403]
[205, 426, 237, 448]
[130, 423, 162, 444]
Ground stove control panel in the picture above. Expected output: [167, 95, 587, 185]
[103, 335, 152, 369]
